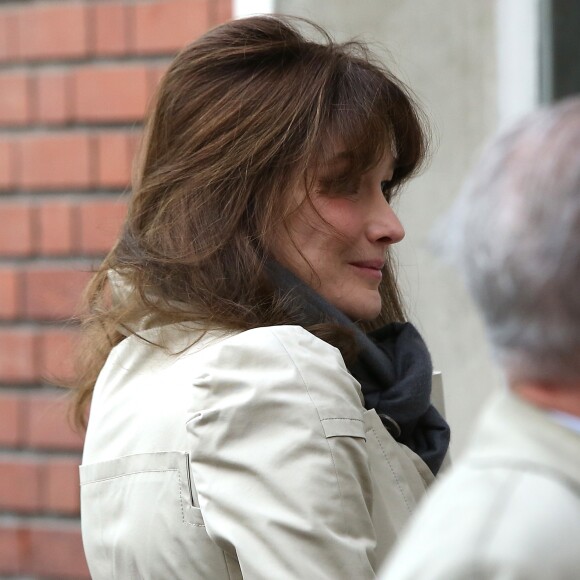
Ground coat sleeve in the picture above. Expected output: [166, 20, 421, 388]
[185, 326, 378, 580]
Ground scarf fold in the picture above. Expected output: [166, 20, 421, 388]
[269, 262, 450, 475]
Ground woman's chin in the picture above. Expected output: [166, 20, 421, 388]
[339, 296, 382, 321]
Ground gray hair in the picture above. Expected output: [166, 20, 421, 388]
[439, 97, 580, 382]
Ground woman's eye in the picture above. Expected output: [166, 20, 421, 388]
[320, 175, 361, 197]
[337, 181, 360, 197]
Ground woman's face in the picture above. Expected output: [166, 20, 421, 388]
[271, 149, 405, 320]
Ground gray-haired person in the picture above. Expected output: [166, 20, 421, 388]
[381, 97, 580, 580]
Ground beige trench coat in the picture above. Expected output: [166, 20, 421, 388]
[80, 324, 434, 579]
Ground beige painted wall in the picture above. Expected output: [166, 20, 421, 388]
[275, 0, 504, 456]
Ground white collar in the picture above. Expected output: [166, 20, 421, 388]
[549, 410, 580, 435]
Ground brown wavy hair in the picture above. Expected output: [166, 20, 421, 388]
[71, 15, 429, 428]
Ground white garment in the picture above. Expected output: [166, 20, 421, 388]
[381, 390, 580, 580]
[550, 409, 580, 435]
[81, 323, 434, 579]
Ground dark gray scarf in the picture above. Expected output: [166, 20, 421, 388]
[269, 262, 450, 475]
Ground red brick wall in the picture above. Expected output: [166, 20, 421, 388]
[0, 1, 231, 577]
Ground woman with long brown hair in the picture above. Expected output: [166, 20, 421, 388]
[77, 15, 449, 579]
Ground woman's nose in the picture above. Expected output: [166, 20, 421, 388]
[367, 196, 405, 245]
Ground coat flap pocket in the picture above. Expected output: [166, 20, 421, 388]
[321, 417, 366, 439]
[80, 451, 187, 484]
[80, 451, 204, 526]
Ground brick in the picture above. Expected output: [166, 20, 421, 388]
[38, 327, 79, 384]
[0, 12, 9, 62]
[0, 203, 34, 256]
[35, 70, 73, 125]
[28, 524, 90, 579]
[134, 0, 210, 54]
[0, 9, 20, 63]
[0, 392, 24, 446]
[0, 460, 41, 513]
[19, 3, 88, 61]
[0, 268, 21, 319]
[0, 139, 16, 190]
[78, 198, 127, 254]
[0, 330, 38, 383]
[96, 132, 133, 188]
[0, 71, 30, 125]
[74, 64, 149, 123]
[42, 458, 80, 515]
[19, 133, 92, 190]
[38, 200, 74, 255]
[92, 1, 130, 56]
[0, 526, 22, 575]
[25, 392, 84, 451]
[23, 267, 91, 321]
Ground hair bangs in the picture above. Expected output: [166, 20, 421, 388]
[310, 57, 428, 189]
[379, 76, 430, 187]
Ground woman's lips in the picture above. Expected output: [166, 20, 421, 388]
[349, 260, 385, 280]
